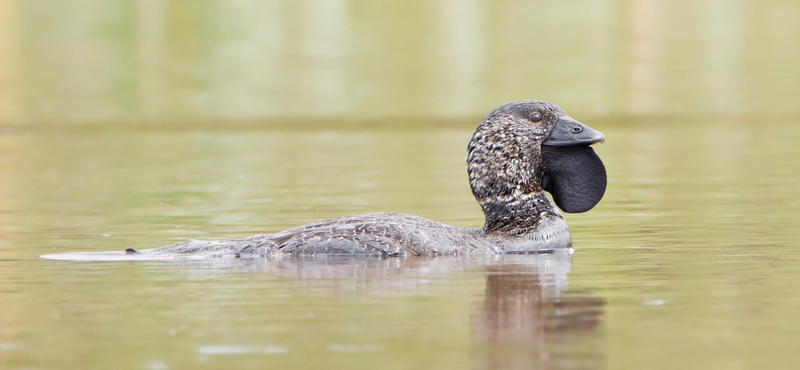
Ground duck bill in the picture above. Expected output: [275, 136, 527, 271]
[542, 116, 605, 147]
[541, 116, 607, 213]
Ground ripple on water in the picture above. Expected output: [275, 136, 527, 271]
[196, 345, 289, 356]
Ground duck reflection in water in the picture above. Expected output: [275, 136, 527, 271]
[171, 252, 604, 369]
[473, 252, 606, 370]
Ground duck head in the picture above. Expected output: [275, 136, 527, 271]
[467, 101, 606, 234]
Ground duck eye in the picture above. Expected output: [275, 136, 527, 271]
[530, 113, 542, 122]
[571, 126, 583, 133]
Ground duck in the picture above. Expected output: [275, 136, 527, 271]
[41, 101, 606, 261]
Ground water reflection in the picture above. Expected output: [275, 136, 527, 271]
[162, 252, 605, 369]
[473, 255, 605, 370]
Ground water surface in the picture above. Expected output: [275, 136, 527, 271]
[2, 1, 800, 369]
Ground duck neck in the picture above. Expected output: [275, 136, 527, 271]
[478, 190, 554, 235]
[467, 149, 556, 235]
[466, 115, 557, 236]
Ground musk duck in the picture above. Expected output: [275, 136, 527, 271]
[42, 101, 606, 260]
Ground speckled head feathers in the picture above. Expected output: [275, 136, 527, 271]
[467, 100, 606, 234]
[481, 101, 564, 134]
[467, 101, 566, 234]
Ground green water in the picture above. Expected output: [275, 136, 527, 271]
[2, 1, 800, 369]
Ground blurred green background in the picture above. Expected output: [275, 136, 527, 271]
[1, 0, 798, 126]
[2, 1, 800, 370]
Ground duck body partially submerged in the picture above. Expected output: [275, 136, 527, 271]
[42, 101, 606, 261]
[138, 210, 571, 258]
